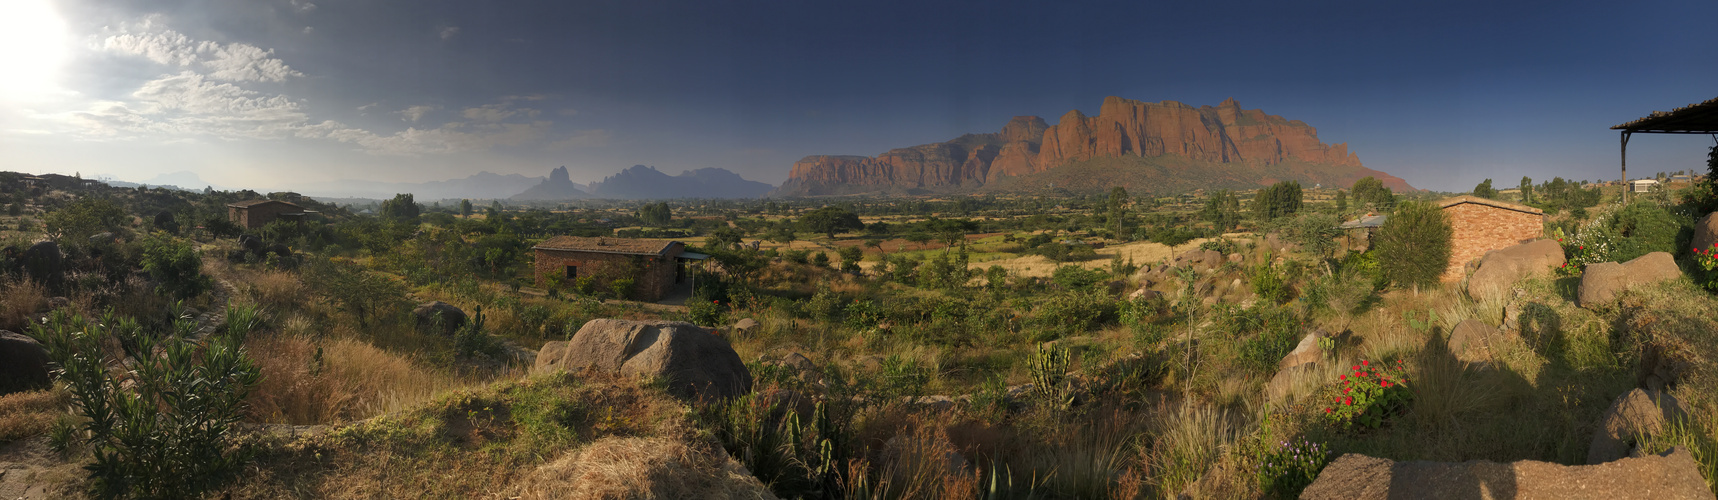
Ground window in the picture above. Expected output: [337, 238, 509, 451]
[565, 265, 578, 279]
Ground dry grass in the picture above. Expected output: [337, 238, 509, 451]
[0, 388, 67, 444]
[245, 334, 491, 424]
[1147, 403, 1237, 499]
[0, 278, 46, 331]
[967, 239, 1222, 278]
[241, 269, 307, 312]
[512, 436, 775, 500]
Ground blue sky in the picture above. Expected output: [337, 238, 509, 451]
[0, 0, 1713, 193]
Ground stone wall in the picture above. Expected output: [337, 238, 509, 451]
[1443, 203, 1543, 282]
[533, 247, 683, 301]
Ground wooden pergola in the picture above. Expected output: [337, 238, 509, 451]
[1612, 96, 1718, 203]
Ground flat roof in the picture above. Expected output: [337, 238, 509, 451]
[1613, 96, 1718, 134]
[226, 199, 303, 209]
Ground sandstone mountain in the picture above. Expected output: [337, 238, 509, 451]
[772, 97, 1414, 196]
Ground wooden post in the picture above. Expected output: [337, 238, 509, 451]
[1614, 133, 1628, 206]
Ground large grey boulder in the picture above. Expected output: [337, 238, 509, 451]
[412, 301, 467, 335]
[1588, 389, 1686, 465]
[1466, 239, 1564, 300]
[534, 319, 751, 401]
[0, 330, 50, 394]
[1448, 319, 1508, 361]
[1577, 252, 1681, 308]
[1303, 447, 1714, 500]
[22, 241, 63, 290]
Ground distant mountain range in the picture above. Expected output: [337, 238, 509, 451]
[299, 171, 549, 201]
[510, 166, 589, 200]
[772, 96, 1415, 196]
[510, 165, 774, 200]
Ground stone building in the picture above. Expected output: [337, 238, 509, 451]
[226, 199, 307, 230]
[1438, 195, 1545, 282]
[532, 236, 699, 302]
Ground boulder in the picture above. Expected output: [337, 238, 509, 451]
[238, 234, 264, 255]
[1201, 250, 1222, 269]
[1227, 252, 1244, 264]
[1129, 288, 1163, 301]
[1266, 362, 1317, 402]
[534, 319, 751, 401]
[1466, 239, 1564, 300]
[1588, 389, 1687, 465]
[1448, 319, 1505, 360]
[1577, 252, 1682, 308]
[1303, 447, 1713, 500]
[1695, 212, 1718, 256]
[0, 330, 51, 394]
[268, 243, 293, 258]
[732, 318, 760, 332]
[412, 301, 467, 335]
[1278, 331, 1323, 370]
[22, 241, 63, 289]
[778, 352, 815, 372]
[1264, 232, 1299, 254]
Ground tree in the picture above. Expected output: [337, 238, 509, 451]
[798, 206, 862, 238]
[44, 197, 127, 241]
[379, 193, 420, 221]
[460, 199, 473, 217]
[1519, 177, 1534, 204]
[707, 226, 742, 250]
[638, 202, 672, 226]
[1254, 180, 1303, 222]
[1333, 189, 1348, 214]
[864, 238, 884, 254]
[142, 235, 212, 300]
[1200, 190, 1241, 231]
[1108, 186, 1129, 239]
[838, 245, 863, 274]
[1374, 201, 1452, 289]
[1351, 177, 1394, 211]
[1472, 179, 1498, 199]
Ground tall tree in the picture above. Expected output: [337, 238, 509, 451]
[1519, 177, 1534, 204]
[1333, 189, 1348, 214]
[1351, 177, 1394, 211]
[1108, 186, 1129, 240]
[459, 199, 473, 217]
[798, 206, 863, 239]
[1254, 180, 1303, 222]
[1375, 201, 1453, 289]
[1200, 190, 1241, 231]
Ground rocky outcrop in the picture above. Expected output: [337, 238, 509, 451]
[1577, 252, 1682, 308]
[773, 97, 1415, 196]
[1448, 319, 1509, 361]
[0, 330, 50, 394]
[534, 319, 751, 401]
[1466, 239, 1565, 300]
[581, 165, 774, 200]
[1588, 389, 1686, 465]
[1302, 447, 1715, 500]
[509, 166, 589, 201]
[413, 301, 467, 335]
[1266, 331, 1325, 401]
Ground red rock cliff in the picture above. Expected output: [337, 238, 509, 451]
[774, 97, 1408, 196]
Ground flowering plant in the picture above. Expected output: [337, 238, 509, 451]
[1552, 224, 1615, 278]
[1694, 242, 1718, 292]
[1255, 437, 1332, 499]
[1323, 359, 1412, 430]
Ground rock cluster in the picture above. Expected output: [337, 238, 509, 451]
[1466, 239, 1564, 300]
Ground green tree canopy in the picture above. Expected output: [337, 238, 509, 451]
[45, 197, 128, 241]
[1472, 179, 1498, 199]
[1351, 177, 1394, 211]
[1200, 190, 1241, 231]
[798, 206, 863, 238]
[379, 193, 420, 221]
[1375, 201, 1453, 289]
[1254, 180, 1303, 222]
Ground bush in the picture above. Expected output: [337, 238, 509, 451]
[1255, 180, 1303, 222]
[44, 197, 127, 242]
[1374, 201, 1452, 288]
[141, 235, 211, 300]
[687, 298, 726, 327]
[1610, 200, 1684, 262]
[1255, 437, 1332, 499]
[35, 311, 261, 499]
[1050, 264, 1107, 291]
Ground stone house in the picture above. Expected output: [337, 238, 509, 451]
[226, 199, 306, 230]
[1438, 195, 1545, 282]
[532, 236, 698, 302]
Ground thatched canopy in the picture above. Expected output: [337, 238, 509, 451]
[1613, 96, 1718, 134]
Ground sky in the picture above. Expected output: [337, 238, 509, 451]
[0, 0, 1714, 194]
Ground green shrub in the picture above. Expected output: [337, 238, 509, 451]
[1374, 201, 1452, 288]
[1610, 200, 1684, 262]
[34, 311, 261, 499]
[1249, 264, 1291, 305]
[1051, 264, 1108, 291]
[1255, 180, 1304, 222]
[687, 298, 726, 327]
[141, 234, 211, 300]
[44, 197, 127, 241]
[1255, 437, 1332, 499]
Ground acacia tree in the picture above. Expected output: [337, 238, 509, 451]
[1472, 179, 1498, 199]
[798, 206, 862, 238]
[1352, 177, 1394, 211]
[1254, 180, 1303, 222]
[379, 193, 420, 221]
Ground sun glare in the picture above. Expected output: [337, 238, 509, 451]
[0, 0, 71, 102]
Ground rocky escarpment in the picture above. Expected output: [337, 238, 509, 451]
[773, 97, 1414, 196]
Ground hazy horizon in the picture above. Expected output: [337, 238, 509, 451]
[1, 0, 1715, 194]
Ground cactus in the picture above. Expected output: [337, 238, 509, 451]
[1030, 343, 1076, 411]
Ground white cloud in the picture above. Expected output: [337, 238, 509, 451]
[290, 0, 317, 13]
[398, 104, 437, 122]
[302, 26, 315, 35]
[462, 103, 540, 122]
[548, 129, 610, 150]
[102, 27, 302, 82]
[440, 26, 460, 40]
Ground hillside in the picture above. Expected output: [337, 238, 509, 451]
[583, 165, 774, 199]
[772, 96, 1415, 196]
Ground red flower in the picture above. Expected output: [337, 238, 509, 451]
[1343, 397, 1352, 406]
[1352, 365, 1360, 371]
[1357, 372, 1366, 377]
[1339, 374, 1347, 381]
[1362, 360, 1369, 366]
[1325, 408, 1333, 414]
[1343, 387, 1351, 394]
[1382, 380, 1392, 388]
